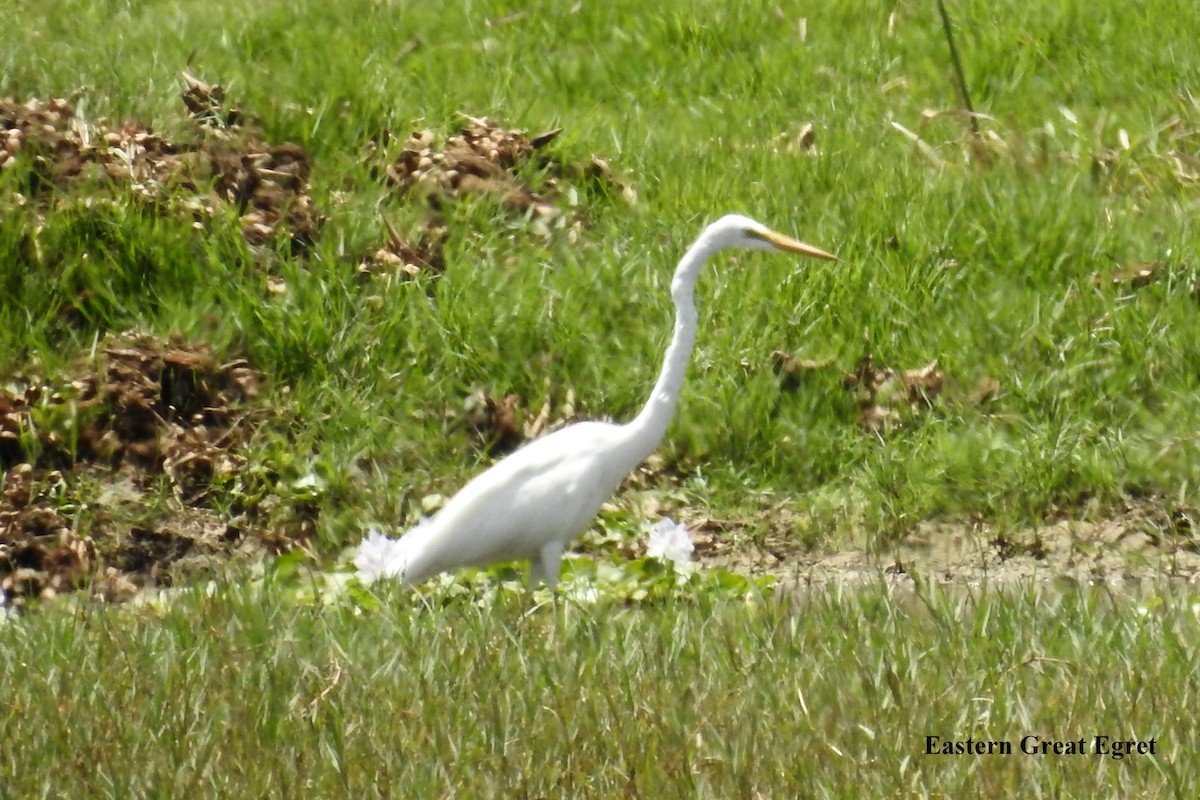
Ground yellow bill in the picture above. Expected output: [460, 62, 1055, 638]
[747, 227, 837, 261]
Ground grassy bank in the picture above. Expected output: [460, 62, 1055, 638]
[3, 0, 1199, 545]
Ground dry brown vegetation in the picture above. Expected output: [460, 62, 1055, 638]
[0, 333, 299, 606]
[772, 349, 954, 434]
[1, 83, 321, 251]
[361, 114, 635, 279]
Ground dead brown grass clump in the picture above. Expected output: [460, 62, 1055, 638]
[359, 115, 635, 281]
[771, 348, 1015, 434]
[0, 75, 322, 252]
[1, 332, 301, 607]
[386, 116, 563, 214]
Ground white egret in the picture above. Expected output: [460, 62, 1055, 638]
[358, 214, 836, 588]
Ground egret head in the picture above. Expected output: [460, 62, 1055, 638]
[707, 213, 837, 261]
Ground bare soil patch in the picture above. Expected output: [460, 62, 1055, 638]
[700, 500, 1200, 590]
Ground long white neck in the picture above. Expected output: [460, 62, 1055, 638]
[624, 234, 714, 461]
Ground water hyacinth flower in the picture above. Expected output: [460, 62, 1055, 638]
[354, 528, 406, 582]
[293, 472, 324, 491]
[563, 584, 602, 604]
[646, 517, 694, 564]
[354, 519, 433, 583]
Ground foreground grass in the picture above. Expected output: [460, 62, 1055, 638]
[2, 581, 1198, 797]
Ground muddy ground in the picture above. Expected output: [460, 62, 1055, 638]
[702, 501, 1200, 591]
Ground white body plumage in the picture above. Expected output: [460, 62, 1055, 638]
[357, 214, 836, 588]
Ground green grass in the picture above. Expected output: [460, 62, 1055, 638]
[2, 579, 1198, 797]
[4, 0, 1200, 795]
[4, 0, 1199, 541]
